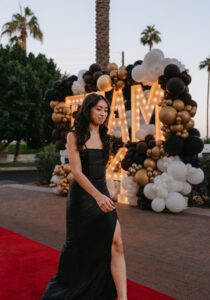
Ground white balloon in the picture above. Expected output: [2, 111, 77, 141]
[143, 71, 157, 84]
[167, 161, 187, 181]
[51, 175, 60, 184]
[151, 198, 166, 212]
[187, 168, 204, 185]
[165, 192, 187, 213]
[167, 180, 184, 193]
[126, 110, 131, 127]
[121, 176, 132, 189]
[145, 124, 155, 135]
[113, 128, 122, 138]
[72, 81, 85, 95]
[181, 182, 192, 195]
[127, 117, 131, 128]
[156, 188, 168, 199]
[126, 110, 131, 118]
[162, 58, 174, 68]
[52, 187, 60, 194]
[135, 129, 147, 140]
[157, 158, 166, 172]
[77, 69, 87, 82]
[144, 50, 163, 66]
[143, 183, 156, 200]
[131, 65, 146, 82]
[151, 49, 165, 59]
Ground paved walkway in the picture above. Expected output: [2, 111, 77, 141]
[0, 183, 210, 300]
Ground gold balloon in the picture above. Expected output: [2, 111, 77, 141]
[144, 158, 157, 169]
[172, 99, 185, 111]
[63, 164, 71, 173]
[160, 148, 165, 155]
[110, 69, 118, 79]
[134, 169, 149, 187]
[181, 131, 189, 138]
[180, 110, 191, 124]
[186, 105, 192, 111]
[156, 140, 163, 146]
[59, 102, 69, 108]
[185, 119, 195, 130]
[63, 107, 71, 115]
[166, 100, 173, 105]
[118, 66, 127, 80]
[151, 146, 160, 157]
[146, 149, 152, 156]
[97, 75, 112, 92]
[67, 173, 74, 182]
[115, 80, 125, 90]
[52, 113, 63, 123]
[159, 107, 177, 125]
[107, 63, 118, 73]
[170, 124, 184, 133]
[50, 100, 59, 109]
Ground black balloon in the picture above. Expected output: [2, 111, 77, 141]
[93, 71, 103, 81]
[166, 77, 186, 97]
[55, 139, 66, 150]
[89, 63, 102, 74]
[145, 134, 155, 144]
[52, 129, 60, 141]
[133, 153, 145, 164]
[183, 136, 204, 155]
[45, 88, 55, 101]
[134, 60, 143, 66]
[121, 159, 132, 171]
[180, 71, 191, 85]
[189, 100, 197, 107]
[136, 141, 148, 154]
[188, 128, 200, 137]
[179, 91, 192, 104]
[148, 140, 156, 149]
[164, 135, 184, 155]
[164, 64, 180, 78]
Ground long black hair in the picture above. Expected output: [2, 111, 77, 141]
[69, 93, 113, 158]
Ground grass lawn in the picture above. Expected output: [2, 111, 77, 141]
[0, 161, 36, 168]
[3, 142, 42, 155]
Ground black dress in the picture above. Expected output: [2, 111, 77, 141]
[41, 146, 118, 300]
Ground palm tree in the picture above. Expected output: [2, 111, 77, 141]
[140, 25, 161, 51]
[95, 0, 110, 69]
[199, 56, 210, 139]
[1, 5, 43, 50]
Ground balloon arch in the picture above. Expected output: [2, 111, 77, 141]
[46, 49, 204, 213]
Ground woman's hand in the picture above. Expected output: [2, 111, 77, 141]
[95, 194, 116, 213]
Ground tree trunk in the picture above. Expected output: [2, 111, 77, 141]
[14, 139, 21, 162]
[149, 39, 152, 51]
[95, 0, 110, 70]
[21, 29, 27, 50]
[207, 70, 210, 138]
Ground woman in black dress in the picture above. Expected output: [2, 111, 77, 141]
[41, 93, 127, 300]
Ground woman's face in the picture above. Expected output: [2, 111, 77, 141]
[90, 99, 109, 125]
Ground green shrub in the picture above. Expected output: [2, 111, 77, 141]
[188, 156, 210, 207]
[35, 144, 60, 184]
[199, 156, 210, 193]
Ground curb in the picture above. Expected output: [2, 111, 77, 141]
[0, 167, 37, 171]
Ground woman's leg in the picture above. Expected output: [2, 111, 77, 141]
[111, 220, 127, 300]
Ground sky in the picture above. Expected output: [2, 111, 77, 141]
[1, 0, 210, 137]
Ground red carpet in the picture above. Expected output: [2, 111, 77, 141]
[0, 227, 175, 300]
